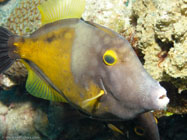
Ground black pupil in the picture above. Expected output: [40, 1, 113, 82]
[136, 128, 144, 135]
[104, 55, 114, 64]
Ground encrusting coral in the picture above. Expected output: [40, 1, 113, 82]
[131, 0, 187, 93]
[6, 0, 43, 35]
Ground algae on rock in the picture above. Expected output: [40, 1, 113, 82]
[131, 0, 187, 92]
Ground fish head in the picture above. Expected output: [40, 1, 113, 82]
[95, 35, 169, 119]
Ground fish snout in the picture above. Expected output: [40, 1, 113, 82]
[151, 83, 170, 110]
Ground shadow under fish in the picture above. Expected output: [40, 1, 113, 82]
[0, 0, 169, 139]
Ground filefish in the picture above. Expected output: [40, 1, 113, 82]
[0, 0, 169, 139]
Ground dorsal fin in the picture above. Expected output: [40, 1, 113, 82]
[22, 60, 67, 102]
[38, 0, 85, 25]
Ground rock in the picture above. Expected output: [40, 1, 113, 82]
[131, 0, 187, 92]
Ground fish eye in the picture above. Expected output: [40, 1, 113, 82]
[103, 50, 118, 66]
[134, 126, 145, 136]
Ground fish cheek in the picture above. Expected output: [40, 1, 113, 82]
[104, 65, 144, 110]
[96, 59, 144, 119]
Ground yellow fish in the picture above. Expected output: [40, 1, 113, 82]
[0, 0, 169, 121]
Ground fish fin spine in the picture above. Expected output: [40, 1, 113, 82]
[0, 27, 18, 73]
[82, 90, 104, 108]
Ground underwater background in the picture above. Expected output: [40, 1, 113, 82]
[0, 0, 186, 139]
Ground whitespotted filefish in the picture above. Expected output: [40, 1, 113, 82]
[0, 0, 169, 139]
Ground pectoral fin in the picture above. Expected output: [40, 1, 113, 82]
[22, 60, 67, 102]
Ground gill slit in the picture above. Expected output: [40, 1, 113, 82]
[100, 78, 121, 101]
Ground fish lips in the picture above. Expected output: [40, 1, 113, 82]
[149, 83, 170, 110]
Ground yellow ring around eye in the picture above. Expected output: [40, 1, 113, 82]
[134, 126, 145, 136]
[103, 50, 118, 66]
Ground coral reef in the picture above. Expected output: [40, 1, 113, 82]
[0, 88, 47, 140]
[131, 0, 187, 92]
[0, 0, 19, 26]
[0, 74, 15, 89]
[83, 0, 131, 32]
[5, 0, 43, 35]
[83, 0, 187, 93]
[0, 0, 186, 139]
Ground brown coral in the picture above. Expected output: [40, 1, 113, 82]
[6, 0, 44, 35]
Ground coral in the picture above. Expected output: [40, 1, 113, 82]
[0, 74, 15, 89]
[131, 0, 187, 92]
[0, 0, 46, 89]
[0, 89, 45, 139]
[5, 0, 44, 35]
[83, 0, 132, 32]
[0, 0, 19, 26]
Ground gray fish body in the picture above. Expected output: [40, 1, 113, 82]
[69, 19, 169, 119]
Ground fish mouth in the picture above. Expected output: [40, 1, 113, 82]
[153, 85, 170, 110]
[159, 95, 166, 99]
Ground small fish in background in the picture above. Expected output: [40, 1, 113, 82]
[0, 0, 169, 139]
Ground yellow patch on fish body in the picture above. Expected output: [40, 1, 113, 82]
[14, 26, 102, 113]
